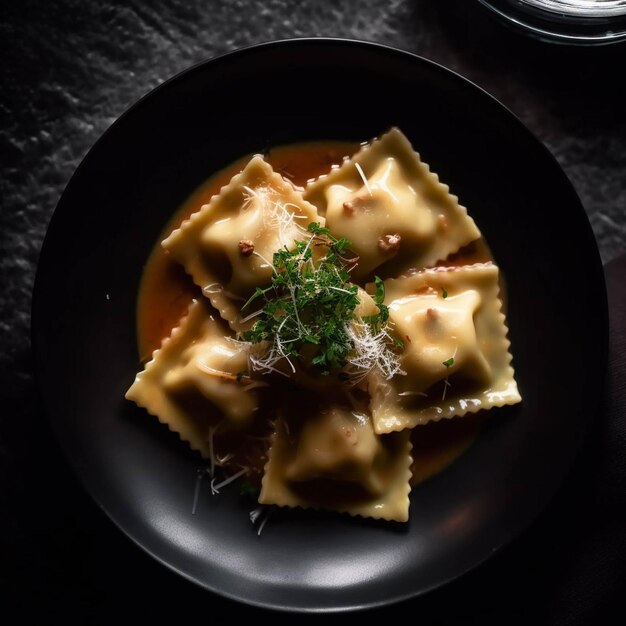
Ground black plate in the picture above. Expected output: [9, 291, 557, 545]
[32, 39, 607, 612]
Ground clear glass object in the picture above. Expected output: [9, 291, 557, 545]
[478, 0, 626, 44]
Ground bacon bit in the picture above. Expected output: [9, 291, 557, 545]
[426, 308, 438, 320]
[438, 214, 449, 232]
[378, 233, 402, 254]
[344, 427, 357, 445]
[238, 239, 255, 256]
[343, 194, 368, 214]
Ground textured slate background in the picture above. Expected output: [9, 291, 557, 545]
[1, 1, 625, 623]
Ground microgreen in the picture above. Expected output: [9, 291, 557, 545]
[241, 223, 402, 378]
[362, 276, 390, 329]
[239, 479, 260, 498]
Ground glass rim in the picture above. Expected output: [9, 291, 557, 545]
[521, 0, 626, 18]
[478, 0, 626, 44]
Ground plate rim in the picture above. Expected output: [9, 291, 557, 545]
[31, 37, 609, 612]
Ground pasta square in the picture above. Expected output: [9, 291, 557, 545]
[304, 128, 480, 280]
[259, 405, 412, 522]
[368, 263, 521, 434]
[126, 300, 258, 457]
[163, 156, 322, 331]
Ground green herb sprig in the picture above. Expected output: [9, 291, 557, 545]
[242, 223, 390, 374]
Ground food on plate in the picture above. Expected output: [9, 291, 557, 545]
[259, 405, 412, 522]
[162, 156, 321, 332]
[126, 300, 259, 457]
[368, 263, 520, 433]
[126, 128, 521, 524]
[304, 128, 480, 280]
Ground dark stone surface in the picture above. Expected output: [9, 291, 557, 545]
[1, 1, 625, 622]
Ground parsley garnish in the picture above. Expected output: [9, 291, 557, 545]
[442, 357, 455, 368]
[362, 276, 389, 330]
[242, 223, 397, 375]
[363, 276, 404, 349]
[239, 479, 260, 498]
[442, 288, 448, 299]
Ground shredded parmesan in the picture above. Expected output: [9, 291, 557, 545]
[257, 509, 272, 536]
[441, 378, 451, 402]
[191, 468, 207, 515]
[239, 339, 292, 378]
[251, 250, 274, 271]
[354, 163, 373, 197]
[202, 282, 245, 301]
[242, 185, 308, 251]
[239, 308, 264, 324]
[208, 425, 217, 477]
[203, 283, 222, 294]
[210, 467, 248, 495]
[249, 506, 272, 536]
[344, 320, 405, 384]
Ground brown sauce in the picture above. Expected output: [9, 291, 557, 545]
[136, 141, 497, 486]
[136, 142, 360, 361]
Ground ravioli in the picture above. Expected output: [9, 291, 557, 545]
[368, 263, 521, 434]
[163, 156, 322, 331]
[259, 405, 412, 522]
[126, 300, 258, 457]
[130, 133, 522, 525]
[304, 127, 480, 279]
